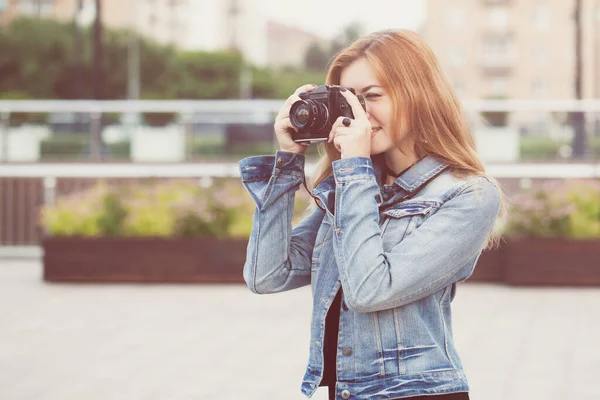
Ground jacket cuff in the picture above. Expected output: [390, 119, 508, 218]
[239, 151, 305, 181]
[332, 157, 376, 183]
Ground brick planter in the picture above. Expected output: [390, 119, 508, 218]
[471, 238, 600, 286]
[470, 244, 507, 283]
[42, 237, 248, 284]
[504, 238, 600, 286]
[43, 237, 600, 286]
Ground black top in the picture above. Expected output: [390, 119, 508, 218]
[318, 162, 469, 399]
[319, 289, 342, 387]
[319, 289, 470, 400]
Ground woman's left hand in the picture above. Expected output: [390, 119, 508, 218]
[328, 89, 372, 159]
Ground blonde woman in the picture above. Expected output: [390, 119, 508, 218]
[239, 30, 503, 400]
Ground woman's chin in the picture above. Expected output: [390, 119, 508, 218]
[369, 146, 386, 156]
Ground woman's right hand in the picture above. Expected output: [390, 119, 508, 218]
[274, 84, 319, 154]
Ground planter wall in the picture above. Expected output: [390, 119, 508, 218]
[504, 238, 600, 286]
[469, 245, 506, 283]
[43, 237, 248, 284]
[472, 238, 600, 286]
[43, 237, 600, 286]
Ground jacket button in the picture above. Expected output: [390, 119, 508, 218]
[342, 346, 352, 356]
[341, 389, 351, 399]
[276, 157, 285, 167]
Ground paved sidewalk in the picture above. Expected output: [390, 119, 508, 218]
[0, 260, 599, 400]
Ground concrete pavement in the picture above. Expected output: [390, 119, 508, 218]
[0, 260, 599, 400]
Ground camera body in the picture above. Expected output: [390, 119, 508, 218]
[289, 85, 366, 143]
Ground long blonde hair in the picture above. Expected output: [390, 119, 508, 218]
[310, 29, 505, 248]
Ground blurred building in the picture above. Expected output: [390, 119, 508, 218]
[0, 1, 330, 68]
[0, 0, 189, 47]
[424, 0, 600, 100]
[267, 20, 330, 69]
[0, 0, 272, 66]
[0, 0, 56, 24]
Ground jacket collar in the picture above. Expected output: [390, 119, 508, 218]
[312, 155, 449, 197]
[388, 155, 449, 193]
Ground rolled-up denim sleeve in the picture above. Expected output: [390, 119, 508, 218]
[330, 157, 501, 313]
[239, 151, 325, 294]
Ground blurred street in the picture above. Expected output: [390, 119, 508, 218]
[0, 260, 599, 400]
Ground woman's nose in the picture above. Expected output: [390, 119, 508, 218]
[364, 104, 372, 120]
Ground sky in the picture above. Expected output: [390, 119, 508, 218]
[260, 0, 427, 40]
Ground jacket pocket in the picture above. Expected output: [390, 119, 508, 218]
[380, 203, 433, 251]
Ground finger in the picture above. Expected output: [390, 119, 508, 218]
[328, 115, 350, 141]
[333, 116, 354, 128]
[275, 117, 295, 133]
[275, 101, 297, 121]
[328, 124, 352, 143]
[328, 116, 353, 142]
[294, 84, 319, 96]
[276, 84, 319, 120]
[340, 89, 368, 120]
[333, 133, 344, 152]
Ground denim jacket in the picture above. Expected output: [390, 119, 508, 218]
[239, 151, 501, 400]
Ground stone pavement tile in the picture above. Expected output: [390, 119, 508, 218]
[2, 261, 600, 400]
[502, 376, 564, 400]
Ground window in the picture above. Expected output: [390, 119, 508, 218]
[446, 9, 465, 28]
[533, 7, 550, 32]
[489, 77, 507, 97]
[448, 46, 466, 67]
[0, 0, 6, 12]
[532, 45, 548, 66]
[453, 79, 465, 97]
[483, 36, 510, 61]
[532, 77, 549, 97]
[76, 0, 96, 27]
[17, 0, 53, 16]
[488, 7, 508, 29]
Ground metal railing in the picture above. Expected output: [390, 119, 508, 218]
[0, 99, 599, 163]
[1, 99, 600, 250]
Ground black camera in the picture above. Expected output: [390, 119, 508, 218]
[289, 85, 366, 143]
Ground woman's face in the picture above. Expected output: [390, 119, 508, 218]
[339, 57, 411, 156]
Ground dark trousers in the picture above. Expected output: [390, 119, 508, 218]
[328, 386, 469, 400]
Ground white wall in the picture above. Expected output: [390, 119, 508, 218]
[184, 0, 268, 66]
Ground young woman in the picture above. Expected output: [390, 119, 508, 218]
[238, 29, 503, 400]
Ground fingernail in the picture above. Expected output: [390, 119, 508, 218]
[341, 88, 347, 92]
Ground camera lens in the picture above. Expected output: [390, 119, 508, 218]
[295, 104, 310, 126]
[290, 100, 329, 132]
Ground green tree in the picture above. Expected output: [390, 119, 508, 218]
[0, 18, 74, 98]
[329, 21, 364, 59]
[171, 50, 244, 99]
[0, 17, 332, 101]
[304, 41, 330, 71]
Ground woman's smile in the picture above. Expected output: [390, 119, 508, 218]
[371, 126, 382, 137]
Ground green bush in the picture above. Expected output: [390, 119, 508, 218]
[141, 94, 177, 126]
[481, 111, 508, 127]
[520, 136, 600, 161]
[520, 137, 561, 160]
[504, 180, 600, 238]
[40, 134, 130, 160]
[41, 182, 118, 236]
[40, 134, 88, 160]
[41, 178, 312, 238]
[107, 141, 130, 160]
[0, 91, 48, 126]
